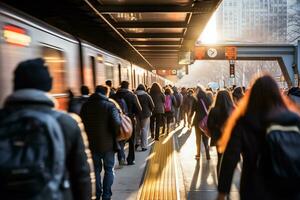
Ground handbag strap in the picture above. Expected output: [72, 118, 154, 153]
[200, 99, 208, 115]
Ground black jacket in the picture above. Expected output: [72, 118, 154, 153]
[218, 110, 300, 200]
[113, 88, 142, 118]
[3, 89, 94, 200]
[207, 107, 232, 146]
[136, 90, 154, 119]
[80, 93, 121, 153]
[150, 92, 165, 114]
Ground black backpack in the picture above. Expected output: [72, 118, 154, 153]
[0, 109, 66, 200]
[258, 123, 300, 191]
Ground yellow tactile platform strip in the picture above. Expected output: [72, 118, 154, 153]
[137, 134, 180, 200]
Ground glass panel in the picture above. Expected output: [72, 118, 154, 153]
[42, 46, 66, 94]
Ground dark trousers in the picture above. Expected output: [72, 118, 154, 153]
[117, 141, 125, 162]
[126, 117, 136, 163]
[150, 113, 163, 139]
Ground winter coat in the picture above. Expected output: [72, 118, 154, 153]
[191, 94, 212, 127]
[113, 88, 142, 118]
[218, 110, 300, 200]
[136, 90, 154, 119]
[68, 95, 89, 115]
[80, 93, 121, 153]
[181, 92, 188, 112]
[150, 92, 165, 114]
[2, 89, 94, 200]
[207, 107, 233, 146]
[173, 92, 183, 108]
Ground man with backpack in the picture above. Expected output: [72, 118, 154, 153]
[112, 81, 142, 165]
[80, 85, 121, 200]
[0, 58, 94, 200]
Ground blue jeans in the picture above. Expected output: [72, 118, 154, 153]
[93, 151, 115, 200]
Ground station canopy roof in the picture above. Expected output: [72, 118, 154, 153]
[3, 0, 222, 70]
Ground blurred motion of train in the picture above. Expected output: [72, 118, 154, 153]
[0, 4, 172, 109]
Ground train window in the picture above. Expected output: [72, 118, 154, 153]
[42, 46, 66, 94]
[105, 62, 114, 82]
[96, 54, 105, 85]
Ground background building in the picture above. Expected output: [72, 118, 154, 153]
[216, 0, 288, 43]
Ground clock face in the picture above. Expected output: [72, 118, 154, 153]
[207, 48, 218, 58]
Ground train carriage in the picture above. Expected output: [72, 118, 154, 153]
[0, 4, 172, 109]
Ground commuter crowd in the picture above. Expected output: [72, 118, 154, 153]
[0, 58, 299, 200]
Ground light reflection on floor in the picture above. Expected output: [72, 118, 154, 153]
[176, 125, 241, 200]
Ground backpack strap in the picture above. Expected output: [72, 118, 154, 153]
[200, 99, 208, 115]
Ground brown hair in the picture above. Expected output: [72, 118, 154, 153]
[217, 74, 289, 153]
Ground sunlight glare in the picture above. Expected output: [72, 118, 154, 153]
[198, 13, 218, 44]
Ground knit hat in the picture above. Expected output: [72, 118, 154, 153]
[14, 58, 52, 92]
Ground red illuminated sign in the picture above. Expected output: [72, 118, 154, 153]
[3, 24, 31, 46]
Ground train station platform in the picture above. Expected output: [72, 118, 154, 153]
[112, 125, 241, 200]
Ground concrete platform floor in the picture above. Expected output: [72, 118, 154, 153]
[109, 124, 241, 200]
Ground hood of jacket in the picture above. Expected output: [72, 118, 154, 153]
[4, 89, 56, 107]
[266, 109, 300, 126]
[136, 90, 147, 96]
[88, 93, 109, 102]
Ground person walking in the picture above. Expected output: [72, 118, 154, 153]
[232, 86, 244, 105]
[105, 80, 115, 98]
[180, 87, 188, 126]
[217, 75, 300, 200]
[113, 81, 142, 165]
[190, 86, 212, 160]
[80, 85, 121, 200]
[135, 84, 154, 151]
[68, 85, 90, 115]
[186, 88, 196, 129]
[163, 87, 177, 134]
[149, 82, 165, 141]
[173, 86, 183, 126]
[207, 90, 234, 175]
[0, 58, 94, 200]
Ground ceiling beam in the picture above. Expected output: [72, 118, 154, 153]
[124, 33, 184, 38]
[131, 41, 181, 45]
[115, 21, 187, 28]
[136, 47, 180, 51]
[96, 5, 210, 13]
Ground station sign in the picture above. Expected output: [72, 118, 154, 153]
[229, 63, 235, 78]
[156, 69, 177, 76]
[194, 46, 237, 60]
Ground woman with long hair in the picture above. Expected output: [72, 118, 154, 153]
[207, 90, 234, 175]
[150, 82, 165, 141]
[190, 86, 212, 160]
[232, 86, 244, 105]
[217, 75, 300, 200]
[162, 87, 177, 134]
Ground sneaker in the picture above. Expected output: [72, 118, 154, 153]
[127, 161, 135, 165]
[135, 144, 139, 150]
[141, 148, 148, 151]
